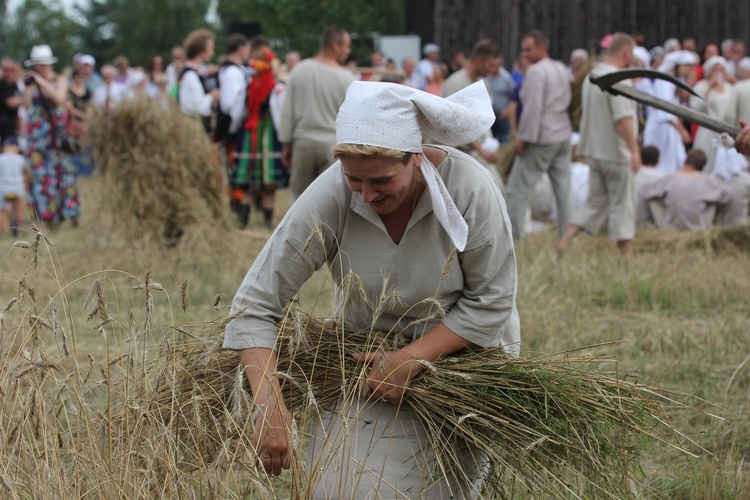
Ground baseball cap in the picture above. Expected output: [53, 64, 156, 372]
[79, 54, 96, 66]
[423, 43, 440, 55]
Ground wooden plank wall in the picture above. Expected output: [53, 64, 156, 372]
[429, 0, 750, 66]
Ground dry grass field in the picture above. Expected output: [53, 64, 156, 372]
[0, 176, 748, 498]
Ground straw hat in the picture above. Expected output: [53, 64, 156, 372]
[26, 44, 58, 66]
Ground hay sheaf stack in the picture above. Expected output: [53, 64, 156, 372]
[120, 307, 711, 498]
[89, 96, 231, 250]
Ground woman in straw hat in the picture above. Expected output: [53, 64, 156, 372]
[22, 44, 80, 226]
[224, 80, 520, 498]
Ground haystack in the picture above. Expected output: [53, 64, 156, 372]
[89, 96, 231, 250]
[114, 306, 712, 498]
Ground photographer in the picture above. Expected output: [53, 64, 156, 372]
[21, 44, 80, 227]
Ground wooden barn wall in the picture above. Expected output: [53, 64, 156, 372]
[426, 0, 750, 65]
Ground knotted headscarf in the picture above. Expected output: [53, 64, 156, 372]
[335, 81, 495, 251]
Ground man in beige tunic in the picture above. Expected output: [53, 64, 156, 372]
[557, 33, 641, 254]
[640, 149, 730, 230]
[506, 30, 572, 239]
[279, 26, 354, 198]
[442, 39, 502, 170]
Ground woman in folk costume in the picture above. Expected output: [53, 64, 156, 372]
[689, 56, 733, 174]
[223, 81, 520, 498]
[642, 50, 693, 173]
[231, 36, 288, 228]
[22, 44, 81, 226]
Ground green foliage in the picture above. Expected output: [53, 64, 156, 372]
[2, 0, 216, 69]
[0, 0, 7, 53]
[76, 0, 214, 67]
[216, 0, 403, 62]
[1, 0, 82, 67]
[2, 0, 402, 71]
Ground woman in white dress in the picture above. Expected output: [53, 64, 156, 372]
[642, 50, 693, 173]
[690, 56, 733, 174]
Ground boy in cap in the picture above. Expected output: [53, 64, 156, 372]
[414, 43, 441, 91]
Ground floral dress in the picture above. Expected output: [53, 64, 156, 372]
[26, 85, 80, 224]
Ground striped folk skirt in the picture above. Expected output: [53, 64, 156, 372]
[231, 115, 288, 192]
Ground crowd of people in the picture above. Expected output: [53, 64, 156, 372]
[2, 27, 750, 240]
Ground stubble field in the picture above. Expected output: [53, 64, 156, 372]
[0, 176, 747, 498]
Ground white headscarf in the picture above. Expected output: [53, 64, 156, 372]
[632, 46, 651, 68]
[336, 81, 495, 251]
[702, 56, 727, 76]
[658, 50, 697, 73]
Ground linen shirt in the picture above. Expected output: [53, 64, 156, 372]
[441, 69, 473, 98]
[91, 82, 127, 112]
[640, 174, 730, 230]
[218, 64, 248, 134]
[278, 59, 353, 145]
[579, 62, 638, 164]
[179, 68, 212, 118]
[717, 171, 750, 225]
[413, 58, 435, 91]
[725, 79, 750, 124]
[224, 146, 521, 355]
[517, 58, 572, 144]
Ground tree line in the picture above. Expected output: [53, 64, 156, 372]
[0, 0, 402, 68]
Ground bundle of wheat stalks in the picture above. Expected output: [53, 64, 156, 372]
[88, 95, 231, 249]
[127, 305, 710, 498]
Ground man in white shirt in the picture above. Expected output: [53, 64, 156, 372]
[217, 34, 250, 144]
[401, 57, 419, 88]
[413, 43, 440, 91]
[92, 65, 127, 112]
[179, 28, 221, 134]
[165, 46, 186, 87]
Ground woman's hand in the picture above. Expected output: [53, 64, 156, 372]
[707, 70, 725, 92]
[239, 347, 295, 476]
[353, 350, 423, 404]
[252, 396, 294, 476]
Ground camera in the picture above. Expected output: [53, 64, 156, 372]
[24, 71, 39, 86]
